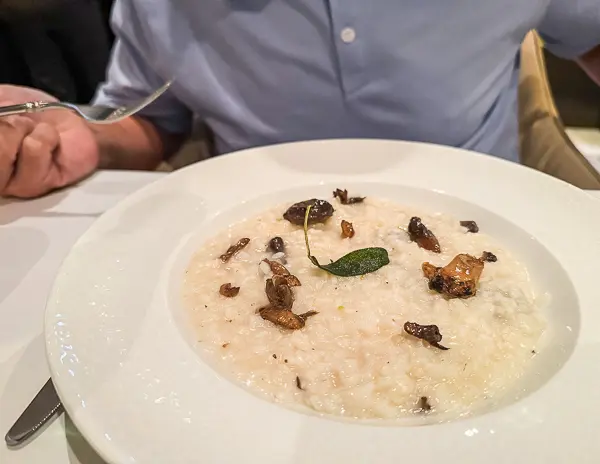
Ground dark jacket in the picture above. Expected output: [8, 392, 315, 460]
[0, 0, 72, 18]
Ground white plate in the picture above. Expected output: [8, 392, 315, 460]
[45, 140, 600, 463]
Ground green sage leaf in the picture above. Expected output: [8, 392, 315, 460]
[303, 205, 390, 277]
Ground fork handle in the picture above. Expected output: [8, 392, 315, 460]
[0, 101, 54, 117]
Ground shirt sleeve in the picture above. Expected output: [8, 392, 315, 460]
[92, 1, 192, 134]
[537, 0, 600, 59]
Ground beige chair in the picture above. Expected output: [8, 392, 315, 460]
[162, 31, 600, 189]
[159, 122, 213, 172]
[519, 31, 600, 188]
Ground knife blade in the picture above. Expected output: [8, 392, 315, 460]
[5, 378, 64, 447]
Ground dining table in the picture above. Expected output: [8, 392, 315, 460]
[1, 169, 599, 464]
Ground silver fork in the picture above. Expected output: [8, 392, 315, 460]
[0, 80, 173, 124]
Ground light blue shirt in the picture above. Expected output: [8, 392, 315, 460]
[94, 0, 600, 162]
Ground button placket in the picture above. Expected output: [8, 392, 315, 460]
[328, 0, 364, 98]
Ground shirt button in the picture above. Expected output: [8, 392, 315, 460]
[340, 27, 356, 43]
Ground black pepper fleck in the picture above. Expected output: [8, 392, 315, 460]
[417, 396, 432, 412]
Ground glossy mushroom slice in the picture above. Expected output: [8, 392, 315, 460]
[219, 283, 240, 297]
[258, 306, 318, 330]
[262, 258, 290, 276]
[422, 253, 484, 299]
[481, 251, 497, 262]
[408, 217, 441, 253]
[219, 238, 250, 262]
[268, 237, 285, 253]
[262, 261, 302, 287]
[333, 188, 365, 205]
[404, 322, 449, 350]
[460, 220, 479, 233]
[340, 220, 355, 238]
[259, 269, 314, 330]
[283, 199, 334, 226]
[265, 277, 295, 310]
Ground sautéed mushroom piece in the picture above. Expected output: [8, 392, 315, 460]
[404, 321, 449, 350]
[219, 238, 250, 262]
[481, 251, 498, 262]
[333, 188, 365, 205]
[460, 220, 479, 233]
[219, 283, 240, 297]
[422, 253, 485, 299]
[408, 217, 441, 253]
[259, 306, 318, 330]
[283, 199, 334, 226]
[341, 220, 355, 238]
[268, 236, 285, 253]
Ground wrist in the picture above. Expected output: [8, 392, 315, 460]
[89, 117, 181, 171]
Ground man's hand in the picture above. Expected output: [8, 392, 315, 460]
[0, 85, 99, 198]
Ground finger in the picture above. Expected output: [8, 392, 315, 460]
[5, 123, 61, 198]
[0, 116, 35, 192]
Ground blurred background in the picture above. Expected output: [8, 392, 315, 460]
[0, 0, 598, 172]
[0, 0, 113, 102]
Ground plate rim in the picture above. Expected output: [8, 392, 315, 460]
[45, 139, 600, 463]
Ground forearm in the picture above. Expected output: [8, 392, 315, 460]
[577, 45, 600, 86]
[91, 116, 187, 170]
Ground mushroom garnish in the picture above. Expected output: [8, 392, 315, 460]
[404, 322, 449, 350]
[341, 220, 355, 238]
[283, 199, 334, 226]
[220, 238, 250, 262]
[259, 306, 318, 330]
[460, 220, 479, 233]
[422, 253, 485, 299]
[333, 188, 365, 205]
[268, 237, 285, 253]
[219, 283, 240, 297]
[258, 276, 317, 330]
[408, 217, 441, 253]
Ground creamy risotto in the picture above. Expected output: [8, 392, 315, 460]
[182, 192, 547, 419]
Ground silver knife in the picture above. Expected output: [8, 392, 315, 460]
[5, 378, 64, 447]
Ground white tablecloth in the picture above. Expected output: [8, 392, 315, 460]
[566, 128, 600, 174]
[1, 171, 599, 464]
[0, 171, 165, 464]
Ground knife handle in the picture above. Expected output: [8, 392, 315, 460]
[5, 378, 64, 447]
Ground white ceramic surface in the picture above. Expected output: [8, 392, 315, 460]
[44, 140, 600, 463]
[0, 171, 165, 464]
[566, 127, 600, 173]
